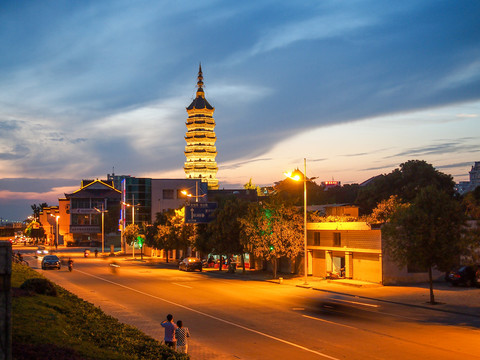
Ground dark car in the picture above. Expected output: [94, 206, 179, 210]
[179, 257, 203, 272]
[41, 255, 61, 270]
[446, 265, 479, 287]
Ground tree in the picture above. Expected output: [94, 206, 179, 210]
[462, 187, 480, 263]
[240, 197, 303, 278]
[382, 186, 466, 304]
[123, 224, 140, 246]
[368, 195, 407, 224]
[208, 198, 250, 272]
[31, 202, 49, 218]
[356, 160, 455, 214]
[154, 208, 194, 262]
[24, 219, 45, 243]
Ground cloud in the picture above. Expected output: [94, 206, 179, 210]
[389, 141, 480, 158]
[221, 158, 272, 170]
[343, 153, 369, 158]
[363, 163, 401, 172]
[0, 144, 29, 160]
[0, 178, 78, 194]
[1, 1, 480, 220]
[456, 113, 478, 118]
[437, 162, 477, 170]
[437, 60, 480, 90]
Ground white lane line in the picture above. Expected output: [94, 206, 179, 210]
[302, 315, 359, 330]
[76, 269, 340, 360]
[172, 283, 193, 289]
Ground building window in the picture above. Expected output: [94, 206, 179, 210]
[314, 232, 320, 246]
[333, 232, 341, 247]
[163, 189, 174, 200]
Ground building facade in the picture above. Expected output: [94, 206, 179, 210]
[307, 219, 444, 285]
[64, 179, 121, 246]
[184, 65, 219, 190]
[456, 161, 480, 194]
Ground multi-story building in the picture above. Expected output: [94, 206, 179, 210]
[64, 179, 121, 246]
[184, 65, 219, 190]
[456, 161, 480, 194]
[108, 174, 207, 225]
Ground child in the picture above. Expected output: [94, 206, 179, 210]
[175, 320, 190, 354]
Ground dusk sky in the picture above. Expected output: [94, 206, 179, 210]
[1, 1, 480, 221]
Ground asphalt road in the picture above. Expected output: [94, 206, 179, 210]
[22, 248, 480, 360]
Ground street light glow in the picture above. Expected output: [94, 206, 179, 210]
[181, 190, 193, 197]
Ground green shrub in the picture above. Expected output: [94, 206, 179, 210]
[20, 278, 57, 296]
[12, 262, 189, 359]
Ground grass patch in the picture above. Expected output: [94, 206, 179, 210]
[12, 262, 188, 360]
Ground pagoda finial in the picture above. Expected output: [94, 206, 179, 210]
[197, 63, 204, 88]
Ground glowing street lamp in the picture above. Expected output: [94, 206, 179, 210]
[285, 158, 317, 285]
[181, 181, 205, 203]
[94, 203, 108, 254]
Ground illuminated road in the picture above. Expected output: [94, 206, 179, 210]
[25, 250, 480, 360]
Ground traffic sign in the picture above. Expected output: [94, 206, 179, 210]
[184, 202, 218, 224]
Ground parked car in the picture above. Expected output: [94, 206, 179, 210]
[446, 265, 479, 287]
[41, 255, 61, 270]
[179, 257, 203, 272]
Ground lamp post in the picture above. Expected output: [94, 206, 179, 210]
[122, 197, 140, 259]
[285, 158, 316, 285]
[181, 181, 205, 258]
[94, 203, 108, 254]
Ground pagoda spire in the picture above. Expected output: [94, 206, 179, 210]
[197, 63, 204, 88]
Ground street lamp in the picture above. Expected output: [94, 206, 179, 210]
[122, 199, 140, 259]
[285, 158, 317, 285]
[181, 181, 205, 203]
[94, 203, 108, 254]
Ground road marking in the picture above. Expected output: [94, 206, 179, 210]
[172, 282, 193, 289]
[302, 315, 359, 330]
[76, 269, 340, 360]
[333, 298, 380, 308]
[292, 307, 305, 311]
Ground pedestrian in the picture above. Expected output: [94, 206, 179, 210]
[175, 320, 190, 354]
[94, 248, 98, 258]
[161, 314, 177, 348]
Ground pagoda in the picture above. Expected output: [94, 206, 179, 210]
[184, 65, 219, 190]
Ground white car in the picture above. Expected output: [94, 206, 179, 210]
[36, 246, 49, 256]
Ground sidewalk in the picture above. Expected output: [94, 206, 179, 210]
[130, 255, 480, 318]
